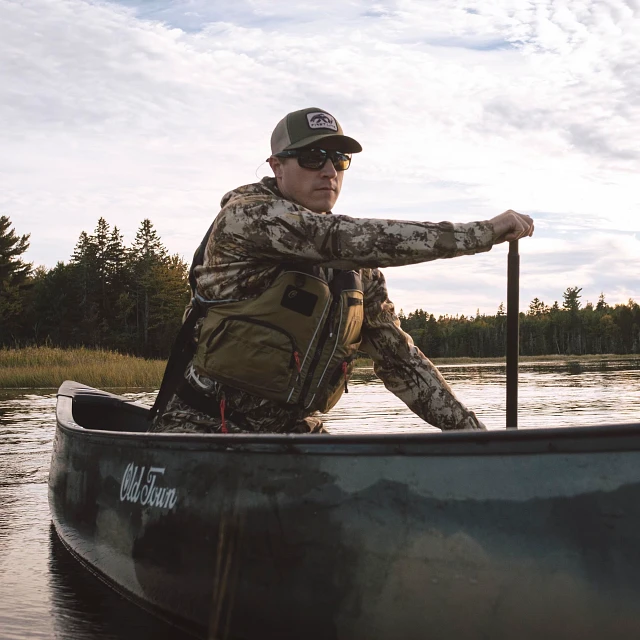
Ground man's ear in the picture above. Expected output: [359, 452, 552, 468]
[268, 156, 283, 179]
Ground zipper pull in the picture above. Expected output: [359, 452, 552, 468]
[293, 351, 302, 374]
[342, 361, 349, 393]
[220, 395, 228, 433]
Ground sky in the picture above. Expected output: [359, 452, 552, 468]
[2, 0, 638, 317]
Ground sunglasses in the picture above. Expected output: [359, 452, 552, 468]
[273, 148, 352, 171]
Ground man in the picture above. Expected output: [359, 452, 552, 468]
[150, 107, 534, 434]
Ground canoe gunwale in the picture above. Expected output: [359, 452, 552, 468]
[56, 380, 640, 457]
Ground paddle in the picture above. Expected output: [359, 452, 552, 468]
[506, 240, 519, 428]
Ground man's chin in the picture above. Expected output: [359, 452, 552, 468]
[307, 196, 337, 213]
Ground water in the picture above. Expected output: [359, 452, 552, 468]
[1, 359, 639, 639]
[326, 359, 640, 432]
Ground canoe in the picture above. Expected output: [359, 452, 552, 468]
[49, 380, 640, 640]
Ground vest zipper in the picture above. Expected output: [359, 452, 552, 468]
[299, 298, 339, 405]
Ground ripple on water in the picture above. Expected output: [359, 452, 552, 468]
[325, 361, 640, 432]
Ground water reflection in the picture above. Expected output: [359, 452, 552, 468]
[48, 526, 194, 639]
[0, 484, 54, 640]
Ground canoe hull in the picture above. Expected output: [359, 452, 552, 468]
[49, 382, 640, 639]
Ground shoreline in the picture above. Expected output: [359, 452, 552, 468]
[354, 353, 640, 368]
[0, 347, 638, 390]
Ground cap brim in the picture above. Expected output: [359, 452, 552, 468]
[286, 133, 363, 153]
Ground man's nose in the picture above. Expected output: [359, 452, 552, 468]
[319, 157, 337, 178]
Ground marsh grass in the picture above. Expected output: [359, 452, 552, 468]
[2, 347, 636, 389]
[0, 346, 165, 389]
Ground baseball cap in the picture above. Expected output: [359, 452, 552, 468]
[270, 108, 363, 155]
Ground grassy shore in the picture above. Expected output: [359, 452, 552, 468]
[353, 353, 639, 368]
[0, 346, 165, 389]
[1, 347, 637, 389]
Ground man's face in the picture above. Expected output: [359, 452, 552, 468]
[270, 154, 344, 213]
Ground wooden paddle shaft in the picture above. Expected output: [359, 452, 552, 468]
[506, 240, 519, 429]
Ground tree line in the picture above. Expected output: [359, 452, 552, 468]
[399, 288, 640, 358]
[1, 215, 189, 357]
[1, 215, 639, 359]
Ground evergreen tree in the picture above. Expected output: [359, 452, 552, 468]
[70, 229, 103, 344]
[94, 217, 111, 312]
[106, 226, 133, 349]
[24, 262, 80, 346]
[129, 219, 169, 352]
[107, 226, 128, 287]
[71, 230, 98, 306]
[0, 216, 32, 344]
[563, 287, 582, 312]
[528, 298, 547, 316]
[562, 287, 583, 353]
[148, 254, 190, 356]
[596, 292, 608, 312]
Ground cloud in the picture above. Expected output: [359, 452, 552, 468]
[385, 227, 640, 317]
[1, 0, 638, 315]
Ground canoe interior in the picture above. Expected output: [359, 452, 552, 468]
[61, 381, 150, 433]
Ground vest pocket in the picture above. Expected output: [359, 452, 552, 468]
[342, 293, 364, 345]
[196, 316, 298, 396]
[314, 357, 356, 413]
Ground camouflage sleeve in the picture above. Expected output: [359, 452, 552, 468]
[215, 197, 496, 269]
[359, 268, 486, 431]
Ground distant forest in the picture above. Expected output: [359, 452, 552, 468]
[1, 215, 189, 358]
[2, 215, 639, 358]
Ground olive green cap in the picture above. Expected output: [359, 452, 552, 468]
[270, 107, 363, 155]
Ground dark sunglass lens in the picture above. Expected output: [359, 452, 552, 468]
[296, 149, 351, 171]
[298, 149, 327, 169]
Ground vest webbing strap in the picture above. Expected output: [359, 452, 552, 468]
[148, 221, 215, 421]
[148, 302, 202, 420]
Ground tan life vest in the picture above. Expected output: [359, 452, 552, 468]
[192, 269, 364, 413]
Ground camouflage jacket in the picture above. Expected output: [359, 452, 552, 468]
[154, 177, 497, 434]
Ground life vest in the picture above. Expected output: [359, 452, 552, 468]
[192, 268, 364, 413]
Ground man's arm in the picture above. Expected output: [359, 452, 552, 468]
[359, 268, 486, 431]
[215, 195, 497, 269]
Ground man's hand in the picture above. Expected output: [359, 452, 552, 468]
[489, 210, 534, 243]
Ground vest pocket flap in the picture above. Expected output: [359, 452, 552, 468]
[342, 292, 364, 345]
[197, 317, 297, 395]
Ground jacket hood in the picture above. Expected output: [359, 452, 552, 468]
[220, 177, 282, 209]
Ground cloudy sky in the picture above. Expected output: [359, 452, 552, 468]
[3, 0, 638, 317]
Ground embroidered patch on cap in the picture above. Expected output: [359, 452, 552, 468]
[306, 112, 338, 131]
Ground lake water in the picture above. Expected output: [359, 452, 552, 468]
[1, 359, 639, 639]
